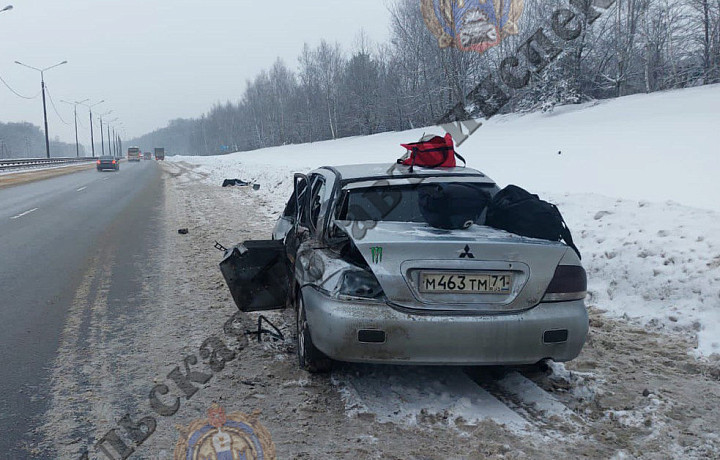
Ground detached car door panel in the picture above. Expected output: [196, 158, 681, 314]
[219, 174, 310, 312]
[219, 240, 289, 311]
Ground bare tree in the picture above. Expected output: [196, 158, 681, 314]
[126, 0, 720, 156]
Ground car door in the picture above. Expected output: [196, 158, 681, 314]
[272, 191, 297, 242]
[294, 171, 342, 288]
[218, 174, 310, 312]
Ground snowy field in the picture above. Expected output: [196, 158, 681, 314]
[172, 84, 720, 358]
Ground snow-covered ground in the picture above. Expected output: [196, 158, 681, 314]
[171, 84, 720, 358]
[40, 155, 720, 459]
[156, 161, 720, 459]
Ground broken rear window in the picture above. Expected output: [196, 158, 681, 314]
[336, 182, 495, 223]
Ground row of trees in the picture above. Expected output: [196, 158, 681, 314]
[0, 121, 82, 159]
[129, 0, 720, 155]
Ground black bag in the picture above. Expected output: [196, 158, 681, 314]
[486, 185, 581, 259]
[418, 183, 491, 230]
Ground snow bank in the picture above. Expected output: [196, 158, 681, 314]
[170, 84, 720, 356]
[551, 193, 720, 356]
[172, 83, 720, 212]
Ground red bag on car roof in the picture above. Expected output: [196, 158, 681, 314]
[398, 133, 466, 172]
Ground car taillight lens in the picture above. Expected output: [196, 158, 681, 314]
[112, 160, 116, 164]
[337, 269, 384, 300]
[541, 265, 587, 302]
[96, 160, 100, 164]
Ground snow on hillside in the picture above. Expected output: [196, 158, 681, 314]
[171, 85, 720, 357]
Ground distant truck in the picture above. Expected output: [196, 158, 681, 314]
[143, 152, 151, 160]
[128, 147, 141, 162]
[154, 148, 165, 161]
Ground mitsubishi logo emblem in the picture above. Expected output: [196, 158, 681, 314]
[459, 245, 475, 259]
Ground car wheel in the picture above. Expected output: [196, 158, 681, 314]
[296, 290, 331, 373]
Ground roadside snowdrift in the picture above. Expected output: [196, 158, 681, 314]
[171, 84, 720, 356]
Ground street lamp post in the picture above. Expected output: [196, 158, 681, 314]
[61, 98, 89, 157]
[106, 118, 118, 157]
[97, 110, 112, 156]
[80, 100, 104, 157]
[15, 60, 67, 159]
[113, 123, 123, 159]
[114, 124, 123, 158]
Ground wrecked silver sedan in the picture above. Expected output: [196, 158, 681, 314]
[221, 164, 588, 372]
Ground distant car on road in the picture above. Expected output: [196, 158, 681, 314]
[221, 163, 589, 373]
[96, 156, 119, 172]
[154, 147, 165, 161]
[127, 147, 141, 162]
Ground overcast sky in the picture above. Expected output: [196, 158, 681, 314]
[0, 0, 392, 143]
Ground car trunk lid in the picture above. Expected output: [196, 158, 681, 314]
[335, 221, 568, 313]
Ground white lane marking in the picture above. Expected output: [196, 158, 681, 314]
[10, 208, 39, 219]
[77, 186, 87, 192]
[102, 177, 110, 181]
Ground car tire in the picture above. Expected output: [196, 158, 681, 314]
[296, 291, 332, 373]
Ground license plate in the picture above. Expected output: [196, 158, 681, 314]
[419, 272, 513, 294]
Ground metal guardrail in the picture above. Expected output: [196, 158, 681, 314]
[0, 157, 99, 172]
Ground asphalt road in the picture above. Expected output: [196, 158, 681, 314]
[0, 160, 163, 456]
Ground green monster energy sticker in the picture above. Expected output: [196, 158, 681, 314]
[370, 246, 383, 264]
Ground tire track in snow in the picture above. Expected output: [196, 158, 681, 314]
[463, 366, 592, 435]
[84, 251, 118, 440]
[331, 364, 594, 439]
[38, 250, 115, 458]
[495, 371, 581, 426]
[331, 366, 530, 431]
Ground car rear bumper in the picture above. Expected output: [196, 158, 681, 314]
[97, 165, 118, 170]
[302, 286, 589, 365]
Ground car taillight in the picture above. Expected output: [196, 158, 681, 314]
[112, 160, 116, 164]
[336, 269, 384, 300]
[96, 160, 100, 164]
[541, 265, 587, 302]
